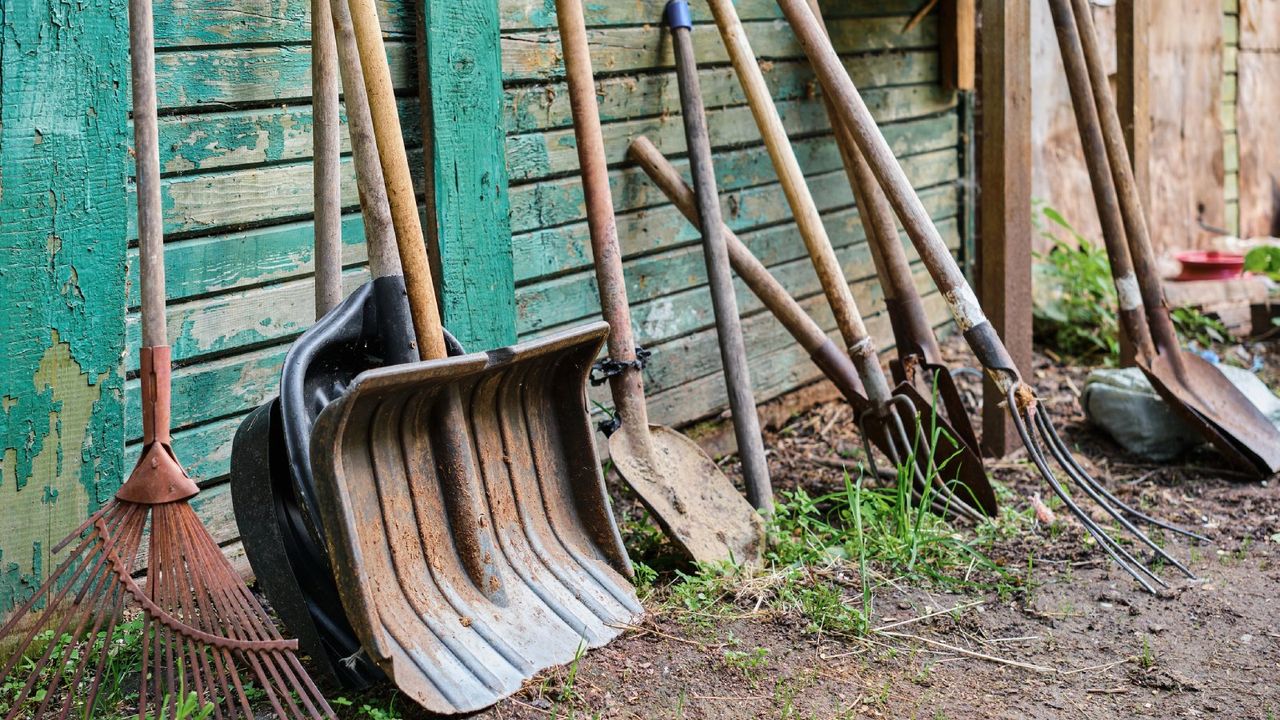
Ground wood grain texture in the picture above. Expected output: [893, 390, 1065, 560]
[0, 0, 130, 614]
[1236, 50, 1280, 237]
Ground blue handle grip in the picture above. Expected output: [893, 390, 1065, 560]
[664, 0, 693, 30]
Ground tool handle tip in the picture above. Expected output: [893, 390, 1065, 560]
[664, 0, 693, 30]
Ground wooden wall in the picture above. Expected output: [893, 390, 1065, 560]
[1237, 0, 1280, 237]
[1029, 0, 1231, 253]
[0, 0, 965, 602]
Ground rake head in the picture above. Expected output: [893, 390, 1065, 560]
[1002, 375, 1207, 594]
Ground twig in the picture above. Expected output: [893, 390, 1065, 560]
[1061, 657, 1130, 676]
[902, 0, 940, 32]
[689, 694, 770, 702]
[1085, 687, 1128, 695]
[607, 622, 729, 651]
[871, 600, 985, 632]
[877, 631, 1055, 673]
[510, 698, 552, 716]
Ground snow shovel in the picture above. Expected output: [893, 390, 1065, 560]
[229, 0, 414, 686]
[778, 0, 1200, 591]
[556, 0, 765, 563]
[305, 0, 640, 712]
[1055, 0, 1280, 477]
[628, 136, 988, 519]
[707, 0, 990, 520]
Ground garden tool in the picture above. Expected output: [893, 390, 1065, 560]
[0, 0, 335, 713]
[556, 0, 764, 564]
[708, 0, 991, 521]
[1058, 0, 1280, 477]
[804, 0, 979, 457]
[628, 136, 984, 519]
[666, 0, 773, 513]
[777, 0, 1200, 591]
[228, 0, 426, 687]
[304, 0, 640, 712]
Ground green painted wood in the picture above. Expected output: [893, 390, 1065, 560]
[149, 17, 932, 109]
[423, 0, 517, 349]
[0, 0, 130, 614]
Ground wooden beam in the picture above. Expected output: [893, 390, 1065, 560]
[1115, 0, 1151, 211]
[419, 0, 517, 349]
[977, 0, 1032, 457]
[941, 0, 977, 91]
[0, 0, 130, 617]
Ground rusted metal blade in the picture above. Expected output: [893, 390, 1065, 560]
[1144, 352, 1280, 475]
[891, 357, 981, 453]
[891, 383, 997, 517]
[611, 424, 765, 565]
[309, 322, 640, 715]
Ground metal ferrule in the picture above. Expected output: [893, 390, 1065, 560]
[664, 0, 693, 29]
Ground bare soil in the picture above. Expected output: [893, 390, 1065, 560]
[336, 340, 1280, 720]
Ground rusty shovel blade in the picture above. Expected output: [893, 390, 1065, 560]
[890, 383, 998, 517]
[1145, 351, 1280, 475]
[610, 424, 765, 565]
[309, 322, 641, 715]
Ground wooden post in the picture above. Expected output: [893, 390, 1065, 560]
[978, 0, 1032, 457]
[419, 1, 517, 350]
[942, 0, 977, 91]
[0, 0, 130, 615]
[1115, 0, 1151, 210]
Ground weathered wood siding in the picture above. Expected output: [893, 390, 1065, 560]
[0, 0, 964, 589]
[1237, 0, 1280, 238]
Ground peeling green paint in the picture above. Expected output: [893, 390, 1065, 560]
[0, 0, 129, 615]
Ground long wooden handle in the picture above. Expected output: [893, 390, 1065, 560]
[555, 0, 650, 431]
[628, 136, 870, 409]
[327, 0, 402, 285]
[1068, 0, 1179, 353]
[346, 0, 446, 360]
[130, 0, 165, 347]
[1048, 0, 1154, 359]
[312, 0, 343, 317]
[776, 0, 1020, 387]
[706, 0, 868, 352]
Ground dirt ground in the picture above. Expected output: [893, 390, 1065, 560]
[338, 340, 1280, 720]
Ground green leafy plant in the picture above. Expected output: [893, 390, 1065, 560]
[1032, 204, 1121, 362]
[1170, 306, 1232, 347]
[1244, 245, 1280, 281]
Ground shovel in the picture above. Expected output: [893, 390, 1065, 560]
[1054, 0, 1280, 476]
[778, 0, 1201, 591]
[707, 0, 991, 520]
[305, 0, 640, 712]
[628, 137, 987, 519]
[555, 0, 765, 564]
[229, 0, 421, 686]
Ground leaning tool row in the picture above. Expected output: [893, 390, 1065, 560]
[4, 0, 1266, 717]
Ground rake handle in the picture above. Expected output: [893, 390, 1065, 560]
[312, 0, 343, 317]
[776, 0, 1019, 388]
[346, 0, 446, 360]
[1068, 0, 1181, 354]
[1047, 0, 1155, 360]
[627, 136, 870, 412]
[556, 0, 650, 430]
[130, 0, 164, 348]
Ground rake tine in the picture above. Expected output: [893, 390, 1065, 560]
[859, 410, 966, 521]
[1007, 390, 1162, 593]
[1032, 411, 1197, 579]
[1036, 417, 1209, 543]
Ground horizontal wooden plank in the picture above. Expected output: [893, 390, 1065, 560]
[152, 17, 932, 110]
[125, 177, 958, 432]
[157, 52, 939, 173]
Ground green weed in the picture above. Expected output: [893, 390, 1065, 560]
[1032, 203, 1120, 362]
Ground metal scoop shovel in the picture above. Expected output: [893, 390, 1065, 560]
[708, 0, 991, 520]
[779, 0, 1201, 591]
[556, 0, 765, 565]
[304, 0, 640, 712]
[1056, 0, 1280, 477]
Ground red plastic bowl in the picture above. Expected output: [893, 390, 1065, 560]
[1172, 250, 1245, 281]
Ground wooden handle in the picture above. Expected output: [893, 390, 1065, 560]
[1068, 0, 1179, 353]
[327, 0, 402, 285]
[130, 0, 165, 347]
[346, 0, 446, 360]
[1048, 0, 1155, 359]
[556, 0, 651, 431]
[312, 0, 343, 317]
[705, 0, 869, 352]
[775, 0, 1019, 385]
